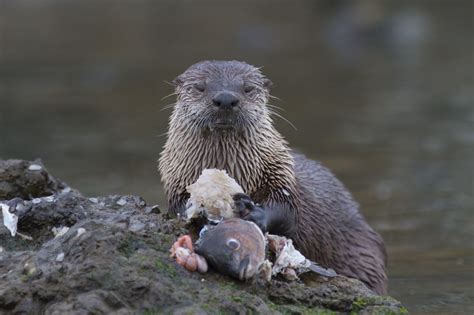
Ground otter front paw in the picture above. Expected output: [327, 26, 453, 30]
[233, 193, 268, 233]
[232, 193, 254, 216]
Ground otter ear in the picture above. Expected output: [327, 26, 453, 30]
[263, 78, 273, 89]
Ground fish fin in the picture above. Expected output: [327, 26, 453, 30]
[307, 261, 338, 277]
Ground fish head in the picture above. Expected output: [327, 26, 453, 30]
[195, 218, 265, 280]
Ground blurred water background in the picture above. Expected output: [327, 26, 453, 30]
[1, 1, 473, 313]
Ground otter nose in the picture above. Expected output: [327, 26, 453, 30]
[212, 92, 239, 110]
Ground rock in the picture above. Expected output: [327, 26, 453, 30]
[0, 159, 67, 200]
[0, 159, 407, 314]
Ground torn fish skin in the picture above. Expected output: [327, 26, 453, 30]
[185, 169, 243, 222]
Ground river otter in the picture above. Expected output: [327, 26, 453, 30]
[159, 60, 387, 294]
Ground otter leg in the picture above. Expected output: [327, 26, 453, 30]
[233, 193, 296, 237]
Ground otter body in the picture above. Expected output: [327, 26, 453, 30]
[159, 60, 387, 294]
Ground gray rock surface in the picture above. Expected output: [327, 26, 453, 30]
[0, 159, 407, 314]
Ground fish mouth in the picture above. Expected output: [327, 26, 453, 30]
[238, 256, 251, 280]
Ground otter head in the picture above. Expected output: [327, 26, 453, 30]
[172, 60, 273, 132]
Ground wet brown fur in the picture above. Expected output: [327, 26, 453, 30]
[159, 60, 387, 294]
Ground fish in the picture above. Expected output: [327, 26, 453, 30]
[194, 218, 266, 281]
[171, 218, 337, 281]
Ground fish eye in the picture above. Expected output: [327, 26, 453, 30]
[226, 238, 240, 250]
[194, 82, 206, 92]
[243, 85, 255, 93]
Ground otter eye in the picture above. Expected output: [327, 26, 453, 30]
[226, 238, 240, 250]
[194, 82, 206, 92]
[244, 85, 255, 93]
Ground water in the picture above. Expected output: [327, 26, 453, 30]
[1, 1, 473, 313]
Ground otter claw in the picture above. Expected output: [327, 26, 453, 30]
[233, 193, 255, 217]
[233, 193, 254, 204]
[233, 194, 268, 233]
